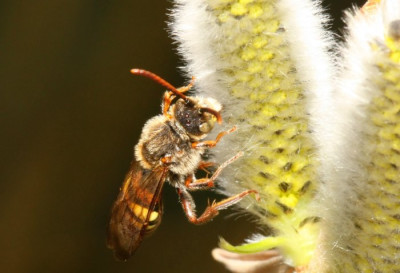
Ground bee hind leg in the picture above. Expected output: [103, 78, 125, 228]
[177, 187, 259, 225]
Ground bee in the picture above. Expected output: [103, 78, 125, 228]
[107, 69, 259, 261]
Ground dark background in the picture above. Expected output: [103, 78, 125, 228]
[0, 1, 364, 272]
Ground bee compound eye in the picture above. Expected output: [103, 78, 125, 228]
[199, 122, 210, 133]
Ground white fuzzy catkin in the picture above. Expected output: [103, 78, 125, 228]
[309, 0, 400, 272]
[171, 0, 336, 269]
[170, 0, 335, 196]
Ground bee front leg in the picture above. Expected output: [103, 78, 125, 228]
[191, 126, 236, 149]
[177, 76, 195, 93]
[162, 91, 175, 119]
[162, 77, 195, 118]
[177, 186, 259, 225]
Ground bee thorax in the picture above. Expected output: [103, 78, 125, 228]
[135, 115, 204, 176]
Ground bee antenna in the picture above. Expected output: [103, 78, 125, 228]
[130, 69, 188, 100]
[200, 107, 222, 124]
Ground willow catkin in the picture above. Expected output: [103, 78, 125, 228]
[170, 0, 335, 269]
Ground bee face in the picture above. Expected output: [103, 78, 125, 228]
[174, 98, 221, 138]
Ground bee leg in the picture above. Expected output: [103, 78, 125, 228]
[177, 187, 259, 225]
[162, 91, 175, 120]
[184, 174, 214, 190]
[197, 161, 216, 174]
[185, 152, 243, 191]
[177, 76, 195, 93]
[191, 126, 237, 149]
[162, 76, 195, 118]
[161, 154, 173, 165]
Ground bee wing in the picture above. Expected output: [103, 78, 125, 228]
[107, 160, 168, 261]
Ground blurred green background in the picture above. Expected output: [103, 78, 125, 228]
[0, 1, 364, 272]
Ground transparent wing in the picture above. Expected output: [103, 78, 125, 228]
[107, 160, 167, 261]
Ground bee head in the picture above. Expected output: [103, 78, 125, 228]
[128, 69, 223, 140]
[174, 97, 222, 140]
